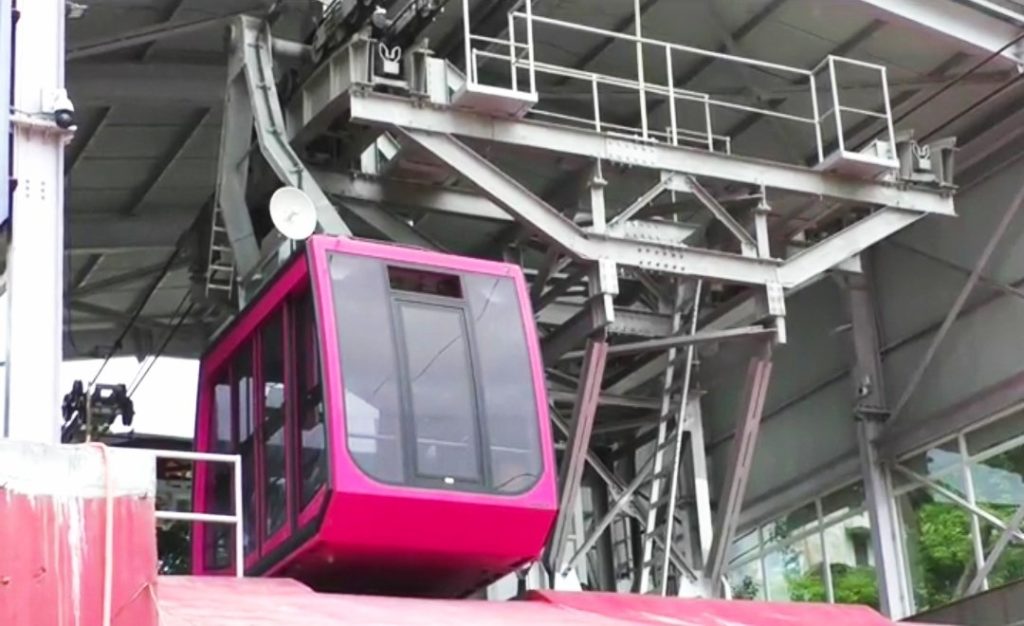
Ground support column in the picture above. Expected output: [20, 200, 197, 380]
[4, 0, 67, 442]
[546, 331, 609, 572]
[846, 271, 913, 619]
[704, 341, 773, 594]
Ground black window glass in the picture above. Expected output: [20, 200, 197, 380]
[235, 345, 258, 556]
[397, 301, 482, 483]
[204, 377, 234, 570]
[464, 275, 543, 493]
[294, 290, 326, 509]
[330, 254, 405, 483]
[262, 312, 288, 537]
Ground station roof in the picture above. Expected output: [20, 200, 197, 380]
[63, 0, 1024, 361]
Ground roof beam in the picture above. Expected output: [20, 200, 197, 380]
[311, 169, 512, 222]
[66, 3, 271, 61]
[855, 0, 1024, 66]
[122, 109, 210, 215]
[68, 62, 224, 105]
[67, 213, 194, 253]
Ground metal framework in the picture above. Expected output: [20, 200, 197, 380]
[191, 0, 960, 596]
[0, 0, 989, 610]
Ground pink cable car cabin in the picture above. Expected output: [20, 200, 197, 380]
[192, 236, 558, 597]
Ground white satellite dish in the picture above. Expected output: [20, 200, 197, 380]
[269, 186, 317, 240]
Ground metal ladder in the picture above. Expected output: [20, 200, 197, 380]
[636, 279, 702, 595]
[205, 203, 236, 299]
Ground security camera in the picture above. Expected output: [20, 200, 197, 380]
[50, 89, 76, 130]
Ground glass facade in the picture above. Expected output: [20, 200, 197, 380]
[894, 411, 1024, 613]
[329, 253, 544, 494]
[727, 483, 878, 608]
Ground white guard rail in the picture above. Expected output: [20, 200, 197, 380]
[148, 449, 244, 578]
[460, 0, 898, 167]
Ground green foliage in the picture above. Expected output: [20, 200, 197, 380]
[785, 563, 879, 607]
[731, 575, 761, 600]
[831, 565, 879, 607]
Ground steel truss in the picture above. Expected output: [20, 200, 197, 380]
[208, 0, 957, 597]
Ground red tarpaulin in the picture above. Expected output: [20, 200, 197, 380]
[157, 576, 908, 626]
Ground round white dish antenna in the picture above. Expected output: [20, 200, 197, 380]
[269, 186, 317, 240]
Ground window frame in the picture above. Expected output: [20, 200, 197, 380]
[202, 365, 237, 573]
[390, 293, 492, 490]
[260, 306, 295, 558]
[289, 286, 330, 528]
[331, 255, 542, 495]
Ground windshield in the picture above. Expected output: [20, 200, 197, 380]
[328, 252, 543, 494]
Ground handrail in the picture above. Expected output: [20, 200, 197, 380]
[457, 1, 899, 170]
[147, 448, 244, 578]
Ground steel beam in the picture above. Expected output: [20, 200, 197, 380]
[397, 128, 786, 286]
[966, 501, 1024, 595]
[705, 342, 773, 593]
[213, 46, 260, 277]
[66, 7, 268, 61]
[846, 273, 914, 619]
[336, 199, 441, 251]
[542, 298, 606, 365]
[539, 302, 673, 338]
[236, 17, 350, 236]
[606, 354, 670, 395]
[893, 465, 1024, 542]
[889, 175, 1024, 424]
[5, 0, 66, 442]
[66, 212, 193, 253]
[779, 209, 924, 288]
[123, 109, 210, 215]
[547, 389, 661, 411]
[562, 456, 655, 574]
[72, 258, 189, 298]
[311, 169, 512, 222]
[854, 0, 1024, 66]
[547, 335, 610, 571]
[352, 93, 955, 215]
[563, 326, 774, 361]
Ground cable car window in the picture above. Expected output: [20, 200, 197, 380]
[330, 254, 405, 484]
[388, 266, 462, 298]
[205, 375, 234, 570]
[396, 301, 482, 483]
[464, 275, 543, 493]
[235, 344, 258, 556]
[294, 291, 326, 509]
[262, 312, 288, 537]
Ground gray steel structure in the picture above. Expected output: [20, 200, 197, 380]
[16, 0, 1024, 619]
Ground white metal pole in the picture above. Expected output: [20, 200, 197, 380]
[4, 0, 66, 442]
[634, 0, 648, 140]
[234, 457, 245, 577]
[462, 0, 473, 83]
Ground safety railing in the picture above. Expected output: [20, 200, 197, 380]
[149, 449, 244, 578]
[460, 1, 898, 169]
[812, 54, 898, 164]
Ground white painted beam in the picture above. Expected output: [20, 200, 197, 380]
[856, 0, 1024, 66]
[351, 93, 955, 216]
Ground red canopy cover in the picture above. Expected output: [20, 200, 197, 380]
[157, 576, 906, 626]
